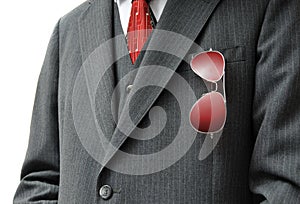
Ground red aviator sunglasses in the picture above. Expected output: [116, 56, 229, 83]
[189, 49, 227, 137]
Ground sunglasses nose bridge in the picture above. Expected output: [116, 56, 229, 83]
[213, 81, 218, 92]
[206, 81, 218, 92]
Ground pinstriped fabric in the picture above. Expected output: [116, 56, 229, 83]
[13, 19, 61, 204]
[249, 0, 300, 203]
[13, 0, 300, 203]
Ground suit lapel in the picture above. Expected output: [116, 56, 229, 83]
[78, 0, 118, 151]
[78, 0, 114, 61]
[102, 0, 221, 169]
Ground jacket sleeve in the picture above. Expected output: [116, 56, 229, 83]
[13, 19, 61, 204]
[249, 0, 300, 203]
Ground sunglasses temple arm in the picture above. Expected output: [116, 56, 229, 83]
[223, 71, 227, 103]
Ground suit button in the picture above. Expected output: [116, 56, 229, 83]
[99, 185, 113, 200]
[126, 84, 133, 92]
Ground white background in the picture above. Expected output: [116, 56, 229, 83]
[0, 0, 85, 202]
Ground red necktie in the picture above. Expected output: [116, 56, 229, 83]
[127, 0, 153, 64]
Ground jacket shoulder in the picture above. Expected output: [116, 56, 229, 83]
[59, 1, 90, 31]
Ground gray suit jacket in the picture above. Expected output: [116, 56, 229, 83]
[14, 0, 300, 203]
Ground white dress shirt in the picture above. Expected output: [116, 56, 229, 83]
[115, 0, 168, 35]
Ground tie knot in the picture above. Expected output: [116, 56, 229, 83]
[131, 0, 150, 3]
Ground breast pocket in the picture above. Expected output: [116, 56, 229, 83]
[176, 45, 246, 74]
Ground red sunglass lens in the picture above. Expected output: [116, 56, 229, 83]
[190, 51, 225, 81]
[189, 92, 226, 133]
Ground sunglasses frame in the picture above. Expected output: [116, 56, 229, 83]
[189, 48, 227, 136]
